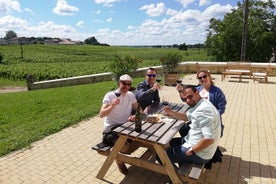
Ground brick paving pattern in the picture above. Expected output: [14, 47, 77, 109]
[0, 74, 275, 184]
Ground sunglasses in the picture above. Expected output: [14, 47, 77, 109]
[147, 74, 157, 78]
[121, 81, 132, 86]
[198, 75, 207, 80]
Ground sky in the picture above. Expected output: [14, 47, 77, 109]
[0, 0, 274, 45]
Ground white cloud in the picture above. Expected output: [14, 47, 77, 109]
[166, 8, 178, 16]
[24, 8, 33, 14]
[140, 2, 166, 17]
[76, 20, 84, 26]
[106, 17, 112, 22]
[0, 0, 21, 14]
[94, 0, 122, 7]
[0, 15, 27, 30]
[202, 3, 233, 20]
[176, 0, 195, 8]
[199, 0, 212, 6]
[0, 15, 79, 39]
[53, 0, 79, 16]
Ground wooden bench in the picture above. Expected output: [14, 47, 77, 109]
[92, 142, 205, 183]
[252, 64, 271, 83]
[221, 62, 252, 82]
[91, 143, 111, 156]
[178, 163, 205, 183]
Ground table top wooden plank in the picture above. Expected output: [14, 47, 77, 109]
[147, 118, 175, 142]
[114, 121, 134, 133]
[137, 122, 164, 140]
[157, 120, 185, 145]
[128, 121, 153, 137]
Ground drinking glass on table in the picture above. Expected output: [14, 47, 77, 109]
[162, 96, 169, 106]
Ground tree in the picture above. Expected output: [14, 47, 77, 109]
[84, 36, 100, 45]
[178, 43, 188, 50]
[205, 0, 276, 62]
[4, 30, 17, 40]
[0, 53, 3, 64]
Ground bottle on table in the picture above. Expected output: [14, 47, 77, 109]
[135, 103, 142, 132]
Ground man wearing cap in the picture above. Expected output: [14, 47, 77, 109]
[98, 74, 140, 173]
[135, 68, 160, 112]
[99, 74, 138, 148]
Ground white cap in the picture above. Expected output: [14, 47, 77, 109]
[119, 74, 133, 82]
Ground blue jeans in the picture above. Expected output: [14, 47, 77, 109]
[166, 137, 209, 167]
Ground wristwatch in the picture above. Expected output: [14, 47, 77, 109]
[189, 147, 196, 154]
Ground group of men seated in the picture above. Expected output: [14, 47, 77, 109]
[98, 67, 226, 170]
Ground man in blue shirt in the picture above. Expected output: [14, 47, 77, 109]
[135, 68, 160, 112]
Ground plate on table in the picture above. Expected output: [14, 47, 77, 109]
[146, 114, 174, 123]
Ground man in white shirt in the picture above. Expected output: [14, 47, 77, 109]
[99, 74, 138, 147]
[164, 85, 221, 166]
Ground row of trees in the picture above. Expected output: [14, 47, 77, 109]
[205, 0, 276, 62]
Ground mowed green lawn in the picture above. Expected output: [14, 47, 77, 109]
[0, 78, 143, 156]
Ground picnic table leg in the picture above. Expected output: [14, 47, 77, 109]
[96, 135, 128, 179]
[153, 144, 183, 184]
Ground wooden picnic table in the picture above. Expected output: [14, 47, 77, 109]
[95, 103, 190, 184]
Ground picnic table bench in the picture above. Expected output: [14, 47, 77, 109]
[92, 103, 205, 184]
[221, 62, 252, 82]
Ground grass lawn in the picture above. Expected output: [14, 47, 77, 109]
[0, 78, 143, 156]
[0, 78, 26, 88]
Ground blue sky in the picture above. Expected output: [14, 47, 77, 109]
[0, 0, 274, 45]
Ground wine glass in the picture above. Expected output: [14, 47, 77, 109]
[162, 96, 169, 106]
[156, 78, 161, 83]
[114, 90, 121, 97]
[176, 79, 182, 84]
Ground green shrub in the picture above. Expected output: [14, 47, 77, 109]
[109, 54, 142, 81]
[160, 52, 183, 74]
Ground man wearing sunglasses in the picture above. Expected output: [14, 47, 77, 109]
[163, 85, 221, 167]
[135, 68, 160, 112]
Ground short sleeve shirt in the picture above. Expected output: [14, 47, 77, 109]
[103, 91, 137, 128]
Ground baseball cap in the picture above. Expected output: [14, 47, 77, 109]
[119, 74, 133, 82]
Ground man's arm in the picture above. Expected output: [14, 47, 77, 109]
[135, 82, 152, 99]
[186, 138, 214, 156]
[163, 106, 188, 121]
[99, 99, 119, 118]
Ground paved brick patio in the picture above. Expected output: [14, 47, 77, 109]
[0, 74, 275, 184]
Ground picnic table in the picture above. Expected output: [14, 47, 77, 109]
[94, 103, 205, 184]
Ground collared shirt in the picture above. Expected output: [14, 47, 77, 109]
[135, 80, 160, 110]
[184, 99, 221, 160]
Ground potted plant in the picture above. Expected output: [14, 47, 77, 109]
[160, 52, 183, 86]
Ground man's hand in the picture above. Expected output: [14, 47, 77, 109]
[176, 83, 183, 92]
[185, 148, 193, 156]
[111, 98, 120, 106]
[128, 115, 136, 121]
[163, 106, 173, 115]
[151, 83, 160, 91]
